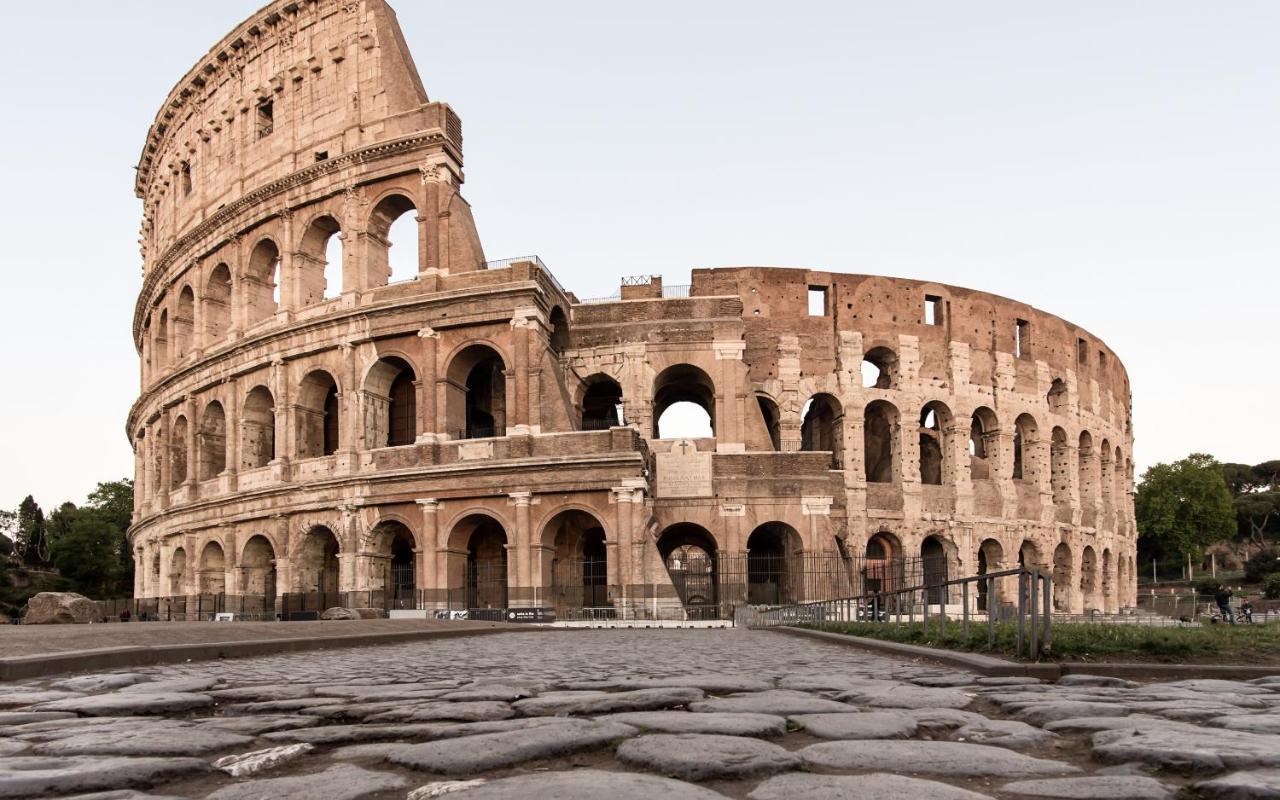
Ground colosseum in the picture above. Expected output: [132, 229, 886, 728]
[127, 0, 1136, 621]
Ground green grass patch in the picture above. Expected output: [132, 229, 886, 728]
[802, 619, 1280, 663]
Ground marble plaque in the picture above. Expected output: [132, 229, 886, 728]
[656, 439, 713, 498]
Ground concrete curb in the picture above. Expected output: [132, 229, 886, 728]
[0, 625, 532, 682]
[774, 626, 1280, 680]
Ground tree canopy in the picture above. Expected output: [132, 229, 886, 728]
[1136, 453, 1236, 561]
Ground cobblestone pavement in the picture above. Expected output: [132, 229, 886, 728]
[1, 628, 1279, 798]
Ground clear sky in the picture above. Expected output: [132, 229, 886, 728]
[0, 1, 1275, 513]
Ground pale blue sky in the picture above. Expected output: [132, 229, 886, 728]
[1, 1, 1276, 512]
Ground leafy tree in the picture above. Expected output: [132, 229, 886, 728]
[1235, 492, 1280, 547]
[48, 513, 122, 597]
[15, 495, 48, 566]
[85, 480, 135, 595]
[1222, 463, 1264, 495]
[1136, 453, 1236, 561]
[0, 510, 14, 558]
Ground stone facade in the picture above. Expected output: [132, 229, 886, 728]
[127, 0, 1136, 616]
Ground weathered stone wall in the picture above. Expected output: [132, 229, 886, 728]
[128, 0, 1136, 616]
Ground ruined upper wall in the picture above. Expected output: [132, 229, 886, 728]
[135, 0, 451, 273]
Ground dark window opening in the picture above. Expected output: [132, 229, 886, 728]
[1077, 338, 1088, 366]
[581, 378, 624, 430]
[1015, 319, 1030, 358]
[387, 370, 417, 447]
[315, 150, 329, 162]
[465, 357, 506, 439]
[256, 99, 274, 138]
[322, 385, 340, 456]
[180, 161, 192, 196]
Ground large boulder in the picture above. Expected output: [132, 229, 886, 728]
[351, 608, 386, 619]
[320, 607, 360, 621]
[23, 593, 97, 624]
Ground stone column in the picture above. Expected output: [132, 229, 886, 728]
[270, 357, 291, 479]
[611, 487, 633, 602]
[222, 382, 239, 493]
[183, 396, 198, 492]
[510, 492, 533, 605]
[713, 340, 746, 451]
[417, 327, 439, 441]
[510, 308, 539, 435]
[417, 498, 440, 604]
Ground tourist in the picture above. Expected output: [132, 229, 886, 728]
[120, 608, 131, 623]
[1213, 585, 1234, 625]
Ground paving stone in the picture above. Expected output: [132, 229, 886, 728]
[53, 792, 188, 800]
[435, 769, 730, 799]
[213, 743, 315, 777]
[907, 707, 990, 731]
[52, 675, 153, 693]
[0, 742, 29, 756]
[1015, 701, 1131, 726]
[314, 685, 452, 701]
[437, 685, 536, 702]
[1092, 725, 1280, 772]
[689, 689, 854, 716]
[1056, 675, 1136, 689]
[265, 722, 456, 745]
[850, 687, 974, 710]
[789, 711, 917, 739]
[205, 763, 405, 800]
[407, 780, 488, 799]
[913, 675, 981, 687]
[364, 701, 514, 723]
[779, 674, 900, 693]
[219, 697, 349, 714]
[514, 687, 704, 716]
[1161, 680, 1275, 695]
[208, 685, 316, 702]
[956, 719, 1056, 749]
[975, 677, 1043, 687]
[33, 692, 215, 716]
[1195, 768, 1280, 799]
[118, 678, 220, 694]
[599, 711, 787, 736]
[748, 772, 993, 800]
[1211, 715, 1280, 734]
[801, 740, 1081, 777]
[1001, 776, 1174, 799]
[0, 756, 210, 798]
[0, 711, 77, 726]
[195, 714, 321, 734]
[616, 733, 801, 781]
[28, 718, 254, 756]
[386, 718, 636, 773]
[0, 690, 85, 707]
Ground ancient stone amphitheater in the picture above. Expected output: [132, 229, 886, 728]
[127, 0, 1135, 620]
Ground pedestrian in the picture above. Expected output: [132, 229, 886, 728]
[120, 608, 132, 623]
[1214, 585, 1234, 625]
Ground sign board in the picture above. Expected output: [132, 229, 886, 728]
[213, 613, 235, 622]
[506, 607, 557, 623]
[656, 439, 713, 498]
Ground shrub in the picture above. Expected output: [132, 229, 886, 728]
[1264, 573, 1280, 600]
[1196, 578, 1223, 596]
[1246, 550, 1280, 583]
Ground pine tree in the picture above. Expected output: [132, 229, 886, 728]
[16, 495, 48, 566]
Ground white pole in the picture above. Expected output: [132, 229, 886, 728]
[1211, 553, 1217, 578]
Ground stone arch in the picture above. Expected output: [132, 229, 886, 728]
[156, 309, 170, 368]
[1078, 431, 1097, 509]
[1050, 427, 1070, 507]
[244, 237, 281, 325]
[198, 401, 227, 480]
[969, 407, 1000, 480]
[653, 364, 716, 439]
[1114, 446, 1125, 505]
[298, 214, 344, 304]
[1052, 542, 1073, 611]
[174, 285, 195, 360]
[864, 530, 904, 594]
[976, 538, 1004, 611]
[657, 523, 719, 618]
[1047, 378, 1068, 413]
[1018, 539, 1041, 571]
[297, 370, 341, 458]
[746, 522, 802, 605]
[368, 192, 419, 285]
[295, 525, 341, 595]
[918, 401, 954, 486]
[1102, 547, 1115, 612]
[801, 393, 843, 469]
[445, 343, 507, 439]
[1013, 413, 1039, 482]
[198, 540, 226, 594]
[169, 546, 187, 595]
[241, 535, 278, 599]
[448, 513, 509, 610]
[367, 519, 418, 602]
[363, 356, 417, 447]
[204, 263, 232, 341]
[580, 374, 624, 430]
[543, 508, 610, 612]
[241, 385, 276, 469]
[756, 394, 782, 451]
[170, 415, 189, 487]
[1081, 545, 1099, 611]
[921, 534, 957, 605]
[862, 346, 898, 389]
[863, 400, 899, 483]
[549, 305, 570, 353]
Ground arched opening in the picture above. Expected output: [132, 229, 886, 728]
[918, 402, 952, 485]
[1013, 413, 1038, 482]
[297, 526, 341, 595]
[1114, 447, 1125, 503]
[174, 285, 194, 360]
[746, 522, 800, 605]
[1102, 547, 1114, 612]
[653, 364, 715, 439]
[976, 538, 1003, 612]
[466, 519, 508, 610]
[1080, 545, 1098, 611]
[204, 263, 232, 341]
[1050, 427, 1070, 507]
[1099, 439, 1114, 507]
[545, 509, 610, 613]
[1047, 378, 1068, 413]
[446, 345, 507, 439]
[580, 376, 624, 431]
[969, 407, 999, 480]
[298, 215, 343, 304]
[863, 400, 899, 483]
[756, 395, 781, 451]
[1019, 539, 1040, 572]
[801, 394, 843, 469]
[169, 415, 189, 487]
[198, 401, 227, 480]
[370, 521, 417, 607]
[198, 541, 226, 595]
[549, 306, 570, 353]
[241, 386, 276, 469]
[364, 357, 417, 448]
[169, 547, 187, 596]
[241, 535, 277, 600]
[862, 347, 897, 389]
[921, 535, 951, 605]
[863, 531, 903, 594]
[1078, 431, 1096, 507]
[245, 238, 281, 325]
[369, 194, 419, 285]
[658, 523, 719, 619]
[1052, 542, 1073, 611]
[297, 370, 340, 458]
[156, 309, 170, 368]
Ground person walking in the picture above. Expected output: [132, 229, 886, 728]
[1214, 585, 1235, 625]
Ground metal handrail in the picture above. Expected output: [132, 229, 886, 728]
[746, 566, 1053, 660]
